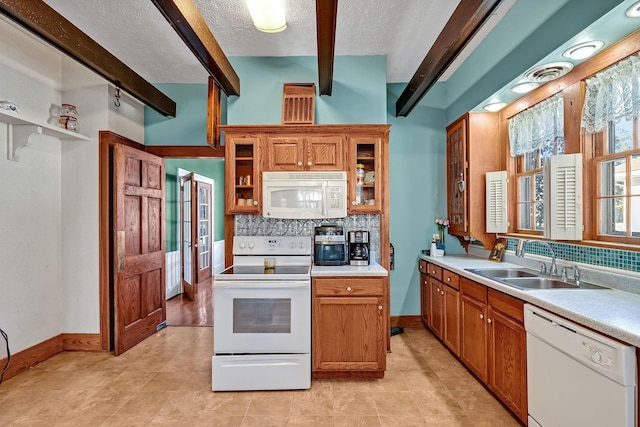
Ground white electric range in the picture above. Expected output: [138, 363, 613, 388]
[212, 236, 312, 391]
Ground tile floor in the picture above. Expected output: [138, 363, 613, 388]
[0, 327, 521, 426]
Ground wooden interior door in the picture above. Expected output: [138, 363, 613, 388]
[113, 145, 166, 355]
[196, 181, 212, 282]
[181, 173, 196, 300]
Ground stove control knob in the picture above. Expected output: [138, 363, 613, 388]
[591, 351, 602, 364]
[248, 242, 255, 249]
[239, 242, 246, 249]
[289, 242, 296, 249]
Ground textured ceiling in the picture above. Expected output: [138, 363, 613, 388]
[42, 0, 463, 84]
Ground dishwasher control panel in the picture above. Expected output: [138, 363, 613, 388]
[581, 338, 615, 370]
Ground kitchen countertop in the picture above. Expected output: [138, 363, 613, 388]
[420, 254, 640, 348]
[311, 261, 388, 277]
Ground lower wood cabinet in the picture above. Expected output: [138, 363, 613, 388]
[460, 277, 527, 424]
[417, 260, 527, 424]
[312, 276, 386, 378]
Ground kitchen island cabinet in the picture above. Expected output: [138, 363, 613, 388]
[312, 276, 386, 378]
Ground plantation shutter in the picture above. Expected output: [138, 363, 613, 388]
[543, 154, 583, 240]
[486, 171, 508, 233]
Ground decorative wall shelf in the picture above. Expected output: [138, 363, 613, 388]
[1, 109, 91, 161]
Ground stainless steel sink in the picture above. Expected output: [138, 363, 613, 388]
[500, 277, 608, 290]
[465, 268, 539, 279]
[464, 268, 609, 290]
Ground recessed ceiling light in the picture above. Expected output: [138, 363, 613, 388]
[511, 82, 540, 94]
[245, 0, 287, 33]
[563, 41, 604, 60]
[483, 102, 507, 112]
[626, 1, 640, 17]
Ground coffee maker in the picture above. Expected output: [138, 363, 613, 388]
[348, 230, 370, 266]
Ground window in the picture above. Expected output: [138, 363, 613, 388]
[583, 53, 640, 243]
[508, 94, 564, 233]
[594, 117, 640, 239]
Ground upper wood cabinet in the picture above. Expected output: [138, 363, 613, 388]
[224, 133, 262, 214]
[347, 135, 384, 213]
[266, 134, 344, 171]
[221, 124, 390, 218]
[446, 113, 500, 250]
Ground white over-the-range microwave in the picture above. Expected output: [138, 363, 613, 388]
[262, 171, 347, 219]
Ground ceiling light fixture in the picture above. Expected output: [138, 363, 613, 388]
[483, 102, 507, 112]
[245, 0, 287, 33]
[562, 41, 604, 60]
[626, 1, 640, 18]
[511, 82, 540, 94]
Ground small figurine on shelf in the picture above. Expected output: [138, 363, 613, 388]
[435, 218, 449, 252]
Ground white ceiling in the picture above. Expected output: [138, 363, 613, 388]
[42, 0, 466, 85]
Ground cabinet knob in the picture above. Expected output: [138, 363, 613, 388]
[378, 306, 383, 311]
[480, 314, 484, 320]
[446, 277, 450, 282]
[253, 200, 258, 206]
[346, 286, 352, 292]
[352, 201, 356, 205]
[441, 291, 444, 295]
[307, 161, 312, 166]
[297, 161, 302, 166]
[487, 318, 492, 324]
[432, 270, 436, 274]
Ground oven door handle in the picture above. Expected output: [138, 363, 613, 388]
[214, 281, 310, 289]
[322, 182, 328, 217]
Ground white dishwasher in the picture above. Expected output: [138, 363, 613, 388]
[525, 304, 637, 427]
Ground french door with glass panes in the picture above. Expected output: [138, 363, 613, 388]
[181, 174, 212, 300]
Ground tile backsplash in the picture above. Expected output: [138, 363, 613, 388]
[235, 214, 381, 262]
[503, 238, 640, 273]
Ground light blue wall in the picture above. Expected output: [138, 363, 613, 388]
[387, 83, 465, 316]
[227, 56, 387, 124]
[145, 83, 209, 146]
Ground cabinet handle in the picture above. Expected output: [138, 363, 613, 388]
[378, 306, 383, 311]
[346, 286, 352, 292]
[297, 161, 302, 166]
[487, 318, 492, 324]
[480, 314, 484, 320]
[307, 161, 312, 166]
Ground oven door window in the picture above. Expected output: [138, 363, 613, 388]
[233, 298, 291, 333]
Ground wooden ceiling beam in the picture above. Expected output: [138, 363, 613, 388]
[0, 0, 177, 117]
[151, 0, 240, 97]
[316, 0, 338, 96]
[395, 0, 503, 117]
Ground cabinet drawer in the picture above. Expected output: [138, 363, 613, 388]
[488, 289, 524, 323]
[427, 264, 443, 281]
[418, 259, 428, 274]
[314, 277, 384, 297]
[442, 270, 460, 290]
[460, 277, 487, 303]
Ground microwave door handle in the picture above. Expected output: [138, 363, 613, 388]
[322, 182, 328, 217]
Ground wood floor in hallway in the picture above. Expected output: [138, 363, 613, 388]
[0, 327, 521, 426]
[166, 278, 213, 327]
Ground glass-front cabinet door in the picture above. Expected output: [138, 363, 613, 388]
[348, 135, 382, 213]
[225, 134, 261, 214]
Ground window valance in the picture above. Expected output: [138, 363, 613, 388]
[582, 53, 640, 134]
[508, 93, 564, 157]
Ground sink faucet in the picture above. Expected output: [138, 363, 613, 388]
[561, 265, 581, 285]
[516, 239, 558, 276]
